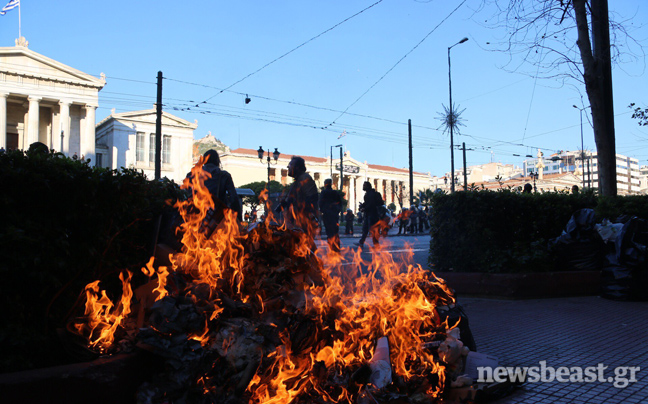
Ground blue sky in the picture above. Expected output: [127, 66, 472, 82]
[1, 0, 647, 177]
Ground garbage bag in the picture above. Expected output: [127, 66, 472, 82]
[600, 217, 648, 301]
[549, 208, 604, 271]
[600, 252, 633, 300]
[437, 304, 477, 352]
[562, 208, 597, 241]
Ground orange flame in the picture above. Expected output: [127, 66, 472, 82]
[73, 157, 458, 402]
[73, 271, 133, 353]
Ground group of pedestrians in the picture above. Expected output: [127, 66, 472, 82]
[180, 149, 426, 253]
[396, 205, 430, 235]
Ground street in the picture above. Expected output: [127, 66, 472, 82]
[315, 232, 432, 269]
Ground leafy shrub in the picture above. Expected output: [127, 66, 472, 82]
[428, 188, 613, 273]
[0, 149, 181, 372]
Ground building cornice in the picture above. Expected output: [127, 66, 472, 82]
[0, 46, 105, 89]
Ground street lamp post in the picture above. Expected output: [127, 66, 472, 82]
[257, 146, 280, 183]
[330, 144, 342, 179]
[573, 105, 590, 189]
[448, 37, 469, 193]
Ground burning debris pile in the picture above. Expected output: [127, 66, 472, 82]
[70, 157, 476, 404]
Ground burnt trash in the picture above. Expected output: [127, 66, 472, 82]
[437, 304, 477, 352]
[600, 217, 648, 301]
[549, 208, 605, 271]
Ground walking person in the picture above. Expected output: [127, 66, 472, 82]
[408, 206, 418, 234]
[396, 209, 408, 235]
[319, 178, 342, 252]
[355, 181, 384, 248]
[345, 209, 355, 235]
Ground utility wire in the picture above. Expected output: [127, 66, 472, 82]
[98, 85, 601, 156]
[521, 28, 547, 142]
[166, 76, 443, 132]
[322, 0, 468, 129]
[190, 0, 385, 107]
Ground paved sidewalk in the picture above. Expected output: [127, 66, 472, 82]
[459, 296, 648, 403]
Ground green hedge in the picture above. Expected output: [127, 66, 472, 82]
[0, 148, 182, 372]
[428, 189, 648, 273]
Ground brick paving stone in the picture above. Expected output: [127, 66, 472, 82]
[458, 296, 648, 404]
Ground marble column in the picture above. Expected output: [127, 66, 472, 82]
[59, 100, 71, 155]
[0, 93, 7, 150]
[83, 104, 97, 163]
[27, 96, 41, 146]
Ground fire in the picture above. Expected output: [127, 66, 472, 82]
[73, 270, 133, 353]
[71, 157, 461, 403]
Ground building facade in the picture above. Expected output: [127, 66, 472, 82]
[220, 148, 430, 212]
[0, 39, 105, 161]
[95, 109, 197, 183]
[522, 150, 641, 195]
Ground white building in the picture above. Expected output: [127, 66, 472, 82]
[95, 109, 197, 183]
[522, 150, 641, 195]
[0, 38, 105, 161]
[440, 162, 523, 191]
[220, 148, 430, 212]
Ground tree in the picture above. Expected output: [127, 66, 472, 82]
[630, 103, 648, 126]
[239, 180, 287, 210]
[482, 0, 644, 196]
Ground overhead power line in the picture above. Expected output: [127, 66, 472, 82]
[165, 76, 443, 132]
[191, 0, 385, 106]
[322, 0, 469, 129]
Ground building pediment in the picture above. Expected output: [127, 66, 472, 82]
[99, 109, 198, 129]
[0, 46, 105, 89]
[334, 155, 364, 173]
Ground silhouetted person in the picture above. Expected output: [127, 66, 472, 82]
[397, 209, 409, 235]
[409, 206, 418, 234]
[345, 209, 355, 235]
[27, 142, 49, 157]
[572, 185, 579, 194]
[163, 149, 241, 247]
[190, 149, 242, 237]
[356, 181, 384, 248]
[202, 150, 242, 218]
[419, 206, 429, 233]
[523, 183, 533, 194]
[278, 156, 319, 236]
[319, 178, 342, 252]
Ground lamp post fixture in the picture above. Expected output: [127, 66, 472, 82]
[330, 144, 342, 179]
[448, 37, 469, 193]
[531, 171, 539, 192]
[573, 105, 590, 189]
[257, 146, 280, 183]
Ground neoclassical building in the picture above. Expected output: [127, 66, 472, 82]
[221, 148, 430, 212]
[0, 38, 105, 161]
[95, 109, 197, 183]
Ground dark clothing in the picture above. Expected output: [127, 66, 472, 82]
[358, 189, 384, 246]
[319, 188, 342, 225]
[409, 209, 418, 234]
[168, 162, 241, 245]
[419, 209, 430, 232]
[362, 189, 383, 225]
[319, 188, 342, 251]
[282, 172, 319, 232]
[345, 211, 355, 235]
[202, 163, 242, 221]
[396, 210, 410, 235]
